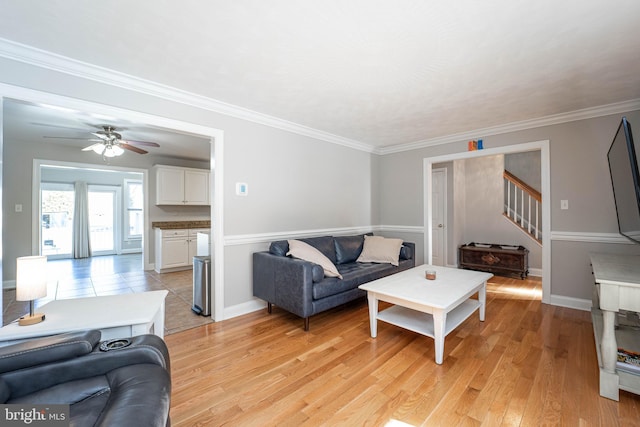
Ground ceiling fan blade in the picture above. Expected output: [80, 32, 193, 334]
[121, 139, 160, 147]
[82, 143, 104, 152]
[120, 143, 148, 154]
[44, 136, 100, 140]
[30, 122, 87, 131]
[91, 132, 109, 140]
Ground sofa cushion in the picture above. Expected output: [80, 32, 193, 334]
[312, 262, 396, 299]
[287, 240, 342, 279]
[357, 235, 404, 266]
[334, 234, 369, 264]
[300, 236, 338, 264]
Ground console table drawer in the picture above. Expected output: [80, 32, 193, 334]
[458, 243, 529, 279]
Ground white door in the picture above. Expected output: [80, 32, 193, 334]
[431, 168, 447, 266]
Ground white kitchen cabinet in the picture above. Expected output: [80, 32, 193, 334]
[154, 228, 210, 273]
[154, 165, 210, 205]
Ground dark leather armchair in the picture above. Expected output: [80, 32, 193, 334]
[0, 330, 171, 426]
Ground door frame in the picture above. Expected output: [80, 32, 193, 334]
[2, 82, 225, 322]
[423, 140, 551, 304]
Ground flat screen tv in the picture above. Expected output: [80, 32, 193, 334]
[607, 117, 640, 243]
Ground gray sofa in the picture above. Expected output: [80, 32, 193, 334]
[253, 234, 415, 330]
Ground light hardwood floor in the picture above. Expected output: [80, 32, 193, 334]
[165, 275, 640, 426]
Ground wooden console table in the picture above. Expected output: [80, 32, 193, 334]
[458, 243, 529, 279]
[590, 253, 640, 401]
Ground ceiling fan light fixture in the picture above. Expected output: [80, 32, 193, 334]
[92, 144, 106, 155]
[103, 144, 124, 157]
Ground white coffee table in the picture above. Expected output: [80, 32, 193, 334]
[359, 265, 492, 364]
[0, 290, 168, 346]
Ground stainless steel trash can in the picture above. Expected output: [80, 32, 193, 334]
[192, 255, 211, 316]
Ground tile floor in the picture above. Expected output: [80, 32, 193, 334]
[2, 254, 213, 335]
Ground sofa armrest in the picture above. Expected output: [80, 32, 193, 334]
[0, 334, 170, 399]
[0, 330, 101, 374]
[87, 333, 170, 371]
[401, 241, 416, 264]
[253, 252, 316, 318]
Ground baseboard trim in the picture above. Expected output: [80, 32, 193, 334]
[223, 299, 265, 320]
[549, 294, 591, 311]
[120, 249, 143, 254]
[528, 268, 542, 277]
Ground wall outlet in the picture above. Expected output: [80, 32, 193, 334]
[561, 200, 569, 210]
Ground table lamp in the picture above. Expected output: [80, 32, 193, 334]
[16, 255, 48, 326]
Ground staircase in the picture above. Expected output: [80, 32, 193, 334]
[503, 170, 542, 245]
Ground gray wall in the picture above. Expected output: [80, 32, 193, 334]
[3, 53, 640, 313]
[378, 110, 640, 302]
[505, 151, 541, 192]
[0, 56, 374, 316]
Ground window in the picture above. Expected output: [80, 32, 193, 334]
[124, 179, 143, 240]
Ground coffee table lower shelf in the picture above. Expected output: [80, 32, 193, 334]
[376, 299, 481, 338]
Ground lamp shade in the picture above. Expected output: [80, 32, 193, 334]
[16, 256, 48, 301]
[103, 145, 124, 157]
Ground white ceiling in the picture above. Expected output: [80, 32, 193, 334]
[1, 0, 640, 151]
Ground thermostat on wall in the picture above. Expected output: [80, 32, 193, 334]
[236, 182, 248, 196]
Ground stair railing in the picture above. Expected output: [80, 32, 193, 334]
[503, 170, 542, 243]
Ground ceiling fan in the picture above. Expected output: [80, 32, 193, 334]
[44, 125, 160, 158]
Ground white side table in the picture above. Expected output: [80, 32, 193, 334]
[0, 290, 168, 346]
[590, 253, 640, 401]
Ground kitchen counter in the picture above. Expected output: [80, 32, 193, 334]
[152, 220, 211, 230]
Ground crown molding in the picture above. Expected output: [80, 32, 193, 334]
[376, 99, 640, 155]
[2, 37, 639, 157]
[0, 38, 373, 153]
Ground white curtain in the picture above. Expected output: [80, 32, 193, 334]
[72, 181, 92, 259]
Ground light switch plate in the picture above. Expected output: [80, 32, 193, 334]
[561, 200, 568, 210]
[15, 204, 22, 212]
[236, 182, 248, 196]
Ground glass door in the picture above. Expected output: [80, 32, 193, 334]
[88, 185, 121, 255]
[41, 183, 75, 258]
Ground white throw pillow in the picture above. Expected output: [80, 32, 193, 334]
[287, 240, 343, 279]
[356, 235, 403, 266]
